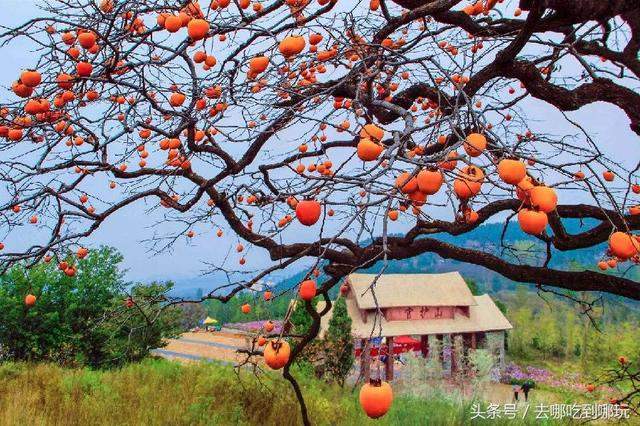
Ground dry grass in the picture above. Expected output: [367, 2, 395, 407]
[0, 359, 575, 426]
[0, 360, 352, 426]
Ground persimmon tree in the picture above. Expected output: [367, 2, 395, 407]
[1, 0, 640, 422]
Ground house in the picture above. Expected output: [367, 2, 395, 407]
[318, 272, 512, 381]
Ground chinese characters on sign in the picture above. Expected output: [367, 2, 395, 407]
[470, 403, 630, 420]
[385, 306, 454, 321]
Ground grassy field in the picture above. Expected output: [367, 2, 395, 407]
[0, 358, 580, 426]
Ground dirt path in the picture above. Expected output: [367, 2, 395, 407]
[180, 330, 252, 347]
[153, 330, 252, 364]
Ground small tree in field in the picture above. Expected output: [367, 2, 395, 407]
[176, 302, 207, 330]
[290, 299, 315, 340]
[288, 298, 324, 374]
[323, 296, 354, 387]
[110, 281, 183, 365]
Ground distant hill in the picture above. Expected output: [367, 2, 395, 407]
[170, 219, 639, 305]
[273, 219, 640, 311]
[360, 219, 610, 294]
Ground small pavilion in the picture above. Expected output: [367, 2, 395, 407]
[318, 272, 512, 381]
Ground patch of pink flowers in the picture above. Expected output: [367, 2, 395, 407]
[502, 363, 591, 393]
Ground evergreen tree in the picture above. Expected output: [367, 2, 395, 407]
[465, 278, 480, 295]
[290, 299, 315, 338]
[323, 296, 354, 386]
[287, 298, 321, 372]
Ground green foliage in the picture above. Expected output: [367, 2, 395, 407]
[0, 247, 182, 368]
[176, 302, 207, 330]
[290, 298, 316, 337]
[102, 281, 183, 366]
[401, 350, 446, 392]
[468, 349, 495, 385]
[323, 297, 354, 386]
[203, 291, 291, 323]
[494, 298, 508, 315]
[504, 289, 640, 372]
[464, 278, 480, 295]
[286, 297, 354, 385]
[287, 298, 321, 371]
